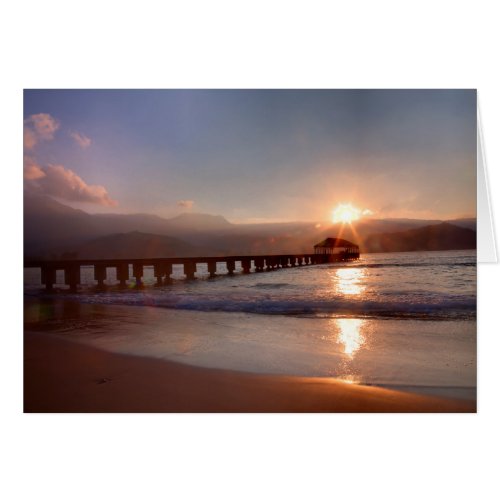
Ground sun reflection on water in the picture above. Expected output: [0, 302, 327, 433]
[335, 318, 365, 357]
[324, 317, 367, 384]
[333, 267, 366, 296]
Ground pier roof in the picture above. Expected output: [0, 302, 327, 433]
[314, 238, 359, 248]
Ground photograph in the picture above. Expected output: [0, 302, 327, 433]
[23, 89, 477, 412]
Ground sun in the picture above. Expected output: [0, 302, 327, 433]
[332, 203, 361, 224]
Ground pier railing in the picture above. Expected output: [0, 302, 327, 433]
[24, 252, 360, 291]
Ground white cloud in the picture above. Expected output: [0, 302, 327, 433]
[23, 128, 38, 150]
[70, 131, 91, 149]
[177, 200, 194, 209]
[25, 163, 117, 206]
[23, 114, 114, 206]
[23, 156, 45, 180]
[23, 113, 60, 150]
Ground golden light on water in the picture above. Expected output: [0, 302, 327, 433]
[325, 266, 368, 360]
[333, 267, 366, 295]
[332, 203, 360, 223]
[337, 375, 360, 384]
[322, 242, 369, 372]
[324, 318, 367, 385]
[336, 318, 365, 356]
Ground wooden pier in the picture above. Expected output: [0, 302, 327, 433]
[24, 251, 360, 292]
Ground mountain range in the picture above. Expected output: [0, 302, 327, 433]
[24, 194, 477, 260]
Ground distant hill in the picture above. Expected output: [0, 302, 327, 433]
[24, 193, 477, 258]
[445, 218, 476, 231]
[24, 194, 97, 257]
[24, 194, 231, 257]
[361, 222, 476, 253]
[91, 212, 232, 235]
[165, 213, 232, 231]
[70, 231, 221, 260]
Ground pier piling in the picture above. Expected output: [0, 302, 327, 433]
[226, 260, 235, 275]
[207, 261, 217, 277]
[164, 263, 173, 284]
[132, 263, 144, 287]
[153, 263, 164, 286]
[94, 265, 107, 289]
[26, 247, 359, 292]
[41, 266, 56, 292]
[117, 263, 129, 288]
[184, 262, 196, 279]
[254, 257, 264, 272]
[64, 264, 80, 292]
[241, 259, 251, 274]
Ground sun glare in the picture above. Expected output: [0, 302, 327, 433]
[332, 203, 360, 224]
[336, 318, 365, 357]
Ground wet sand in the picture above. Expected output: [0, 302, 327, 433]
[24, 331, 475, 413]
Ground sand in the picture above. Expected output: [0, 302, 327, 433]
[24, 331, 475, 413]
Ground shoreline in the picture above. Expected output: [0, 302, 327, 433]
[24, 331, 476, 413]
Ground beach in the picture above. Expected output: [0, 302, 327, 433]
[24, 331, 474, 413]
[24, 294, 476, 413]
[23, 250, 477, 413]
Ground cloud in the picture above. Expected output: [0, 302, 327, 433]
[23, 128, 38, 150]
[23, 113, 60, 150]
[23, 114, 114, 206]
[25, 163, 117, 206]
[362, 209, 375, 216]
[177, 200, 194, 209]
[70, 131, 91, 149]
[23, 156, 45, 180]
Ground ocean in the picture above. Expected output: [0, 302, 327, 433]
[24, 249, 477, 399]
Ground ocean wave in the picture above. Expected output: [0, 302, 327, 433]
[251, 282, 291, 289]
[24, 250, 476, 321]
[52, 291, 476, 321]
[344, 262, 476, 270]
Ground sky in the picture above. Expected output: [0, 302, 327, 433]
[23, 89, 477, 223]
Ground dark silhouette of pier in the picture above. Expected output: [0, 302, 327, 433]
[24, 251, 360, 292]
